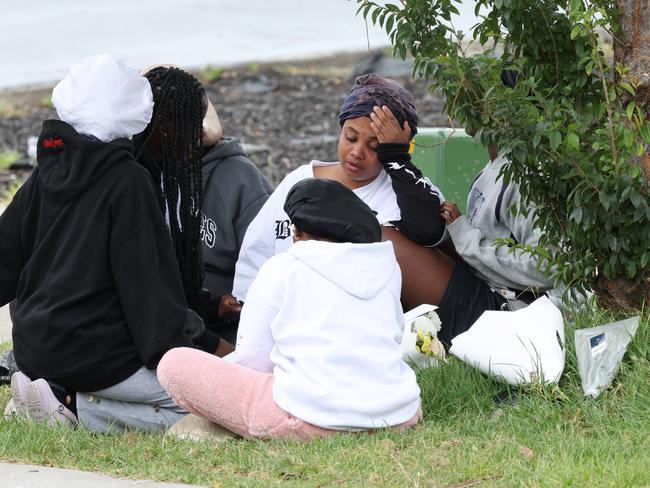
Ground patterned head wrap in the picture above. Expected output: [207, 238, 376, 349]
[338, 74, 418, 137]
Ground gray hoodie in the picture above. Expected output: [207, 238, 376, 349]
[447, 155, 553, 297]
[201, 137, 273, 299]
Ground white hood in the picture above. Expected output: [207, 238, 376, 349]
[288, 240, 398, 299]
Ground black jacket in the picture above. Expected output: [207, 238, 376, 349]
[0, 120, 194, 391]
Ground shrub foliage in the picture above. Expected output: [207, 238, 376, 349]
[357, 0, 650, 308]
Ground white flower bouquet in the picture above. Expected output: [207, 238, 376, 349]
[400, 304, 446, 369]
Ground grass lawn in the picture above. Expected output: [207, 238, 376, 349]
[0, 307, 648, 487]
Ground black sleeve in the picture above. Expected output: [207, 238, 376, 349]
[377, 143, 447, 246]
[202, 289, 221, 325]
[200, 291, 239, 344]
[111, 223, 195, 368]
[109, 168, 195, 368]
[183, 307, 221, 353]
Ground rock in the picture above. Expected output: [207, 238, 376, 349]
[166, 413, 237, 442]
[352, 50, 414, 79]
[233, 74, 278, 94]
[9, 159, 34, 170]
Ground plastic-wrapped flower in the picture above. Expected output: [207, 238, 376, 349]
[414, 310, 445, 360]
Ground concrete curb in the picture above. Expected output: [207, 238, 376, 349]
[0, 305, 11, 343]
[0, 462, 206, 488]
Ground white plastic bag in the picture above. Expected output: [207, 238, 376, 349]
[449, 296, 566, 385]
[575, 316, 640, 398]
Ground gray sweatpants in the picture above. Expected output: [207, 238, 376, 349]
[77, 367, 187, 433]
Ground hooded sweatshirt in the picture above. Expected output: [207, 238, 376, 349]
[447, 155, 554, 296]
[226, 240, 420, 430]
[0, 120, 193, 391]
[200, 137, 272, 299]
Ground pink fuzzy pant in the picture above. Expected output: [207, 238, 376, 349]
[157, 347, 421, 441]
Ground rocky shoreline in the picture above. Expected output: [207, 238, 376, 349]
[0, 52, 449, 200]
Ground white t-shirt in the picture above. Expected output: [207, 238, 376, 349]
[226, 240, 421, 430]
[232, 160, 401, 301]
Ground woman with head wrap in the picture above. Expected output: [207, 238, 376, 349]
[232, 74, 450, 306]
[2, 55, 197, 432]
[158, 179, 421, 440]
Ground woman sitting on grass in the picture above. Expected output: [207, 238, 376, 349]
[1, 55, 196, 432]
[232, 74, 451, 305]
[136, 66, 272, 346]
[230, 72, 553, 349]
[158, 178, 421, 440]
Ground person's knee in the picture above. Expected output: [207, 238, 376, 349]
[157, 347, 195, 393]
[381, 226, 454, 308]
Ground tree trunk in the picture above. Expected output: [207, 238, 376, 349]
[615, 0, 650, 177]
[594, 274, 650, 312]
[600, 1, 650, 311]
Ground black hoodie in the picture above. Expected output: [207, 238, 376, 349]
[0, 120, 193, 391]
[200, 137, 272, 299]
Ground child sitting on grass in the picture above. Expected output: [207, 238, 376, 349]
[158, 178, 421, 440]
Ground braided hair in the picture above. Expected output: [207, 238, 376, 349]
[133, 67, 206, 316]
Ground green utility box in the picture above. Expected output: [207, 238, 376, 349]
[411, 128, 489, 213]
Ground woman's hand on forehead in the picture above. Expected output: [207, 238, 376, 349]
[369, 105, 411, 145]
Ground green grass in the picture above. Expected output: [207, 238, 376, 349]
[0, 149, 21, 170]
[203, 65, 224, 83]
[0, 99, 25, 118]
[39, 96, 53, 109]
[0, 308, 648, 487]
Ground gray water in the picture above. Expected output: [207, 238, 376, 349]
[0, 0, 479, 90]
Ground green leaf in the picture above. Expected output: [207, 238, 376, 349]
[626, 260, 637, 279]
[626, 102, 635, 119]
[566, 133, 579, 150]
[620, 81, 636, 96]
[570, 25, 582, 40]
[630, 191, 643, 208]
[569, 207, 583, 223]
[598, 191, 611, 211]
[640, 124, 650, 144]
[570, 0, 583, 13]
[385, 3, 400, 13]
[386, 15, 394, 34]
[371, 7, 380, 25]
[624, 130, 634, 147]
[549, 131, 562, 150]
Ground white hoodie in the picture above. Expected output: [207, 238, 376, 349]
[226, 240, 421, 430]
